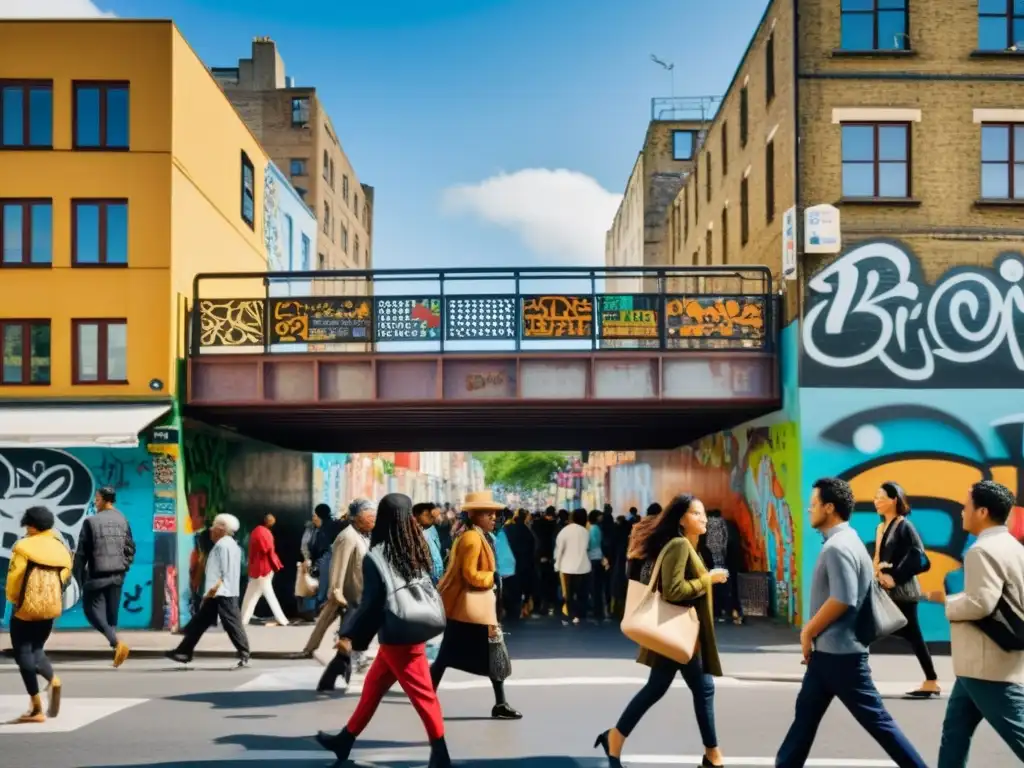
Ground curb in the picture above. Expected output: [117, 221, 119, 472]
[731, 671, 805, 683]
[1, 648, 311, 661]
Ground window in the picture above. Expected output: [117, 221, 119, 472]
[841, 123, 910, 198]
[979, 0, 1024, 50]
[672, 130, 696, 160]
[706, 152, 713, 202]
[683, 187, 690, 242]
[72, 319, 127, 384]
[354, 235, 360, 263]
[694, 167, 700, 222]
[317, 252, 326, 270]
[840, 0, 909, 51]
[0, 81, 52, 148]
[322, 150, 329, 181]
[721, 122, 729, 175]
[1, 199, 52, 265]
[290, 158, 306, 176]
[354, 192, 359, 213]
[765, 140, 776, 222]
[322, 202, 330, 235]
[740, 87, 749, 147]
[721, 208, 729, 264]
[73, 82, 129, 150]
[342, 175, 350, 203]
[342, 226, 349, 253]
[72, 200, 127, 266]
[294, 186, 307, 202]
[740, 177, 750, 245]
[291, 97, 310, 126]
[1, 320, 50, 385]
[241, 152, 255, 229]
[300, 234, 311, 270]
[981, 123, 1024, 199]
[705, 228, 713, 265]
[766, 35, 776, 103]
[329, 159, 335, 189]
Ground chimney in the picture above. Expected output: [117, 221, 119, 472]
[251, 36, 286, 90]
[285, 76, 295, 88]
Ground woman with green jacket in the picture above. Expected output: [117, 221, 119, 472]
[595, 494, 729, 768]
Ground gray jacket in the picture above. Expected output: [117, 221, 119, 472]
[73, 508, 136, 589]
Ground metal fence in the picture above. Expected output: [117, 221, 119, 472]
[190, 264, 776, 355]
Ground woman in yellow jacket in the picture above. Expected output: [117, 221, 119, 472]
[431, 492, 522, 720]
[5, 506, 72, 724]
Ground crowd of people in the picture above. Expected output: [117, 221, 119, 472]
[3, 478, 1022, 768]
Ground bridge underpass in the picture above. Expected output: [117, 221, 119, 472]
[185, 265, 781, 452]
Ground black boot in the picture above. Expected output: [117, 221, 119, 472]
[428, 736, 452, 768]
[315, 727, 355, 762]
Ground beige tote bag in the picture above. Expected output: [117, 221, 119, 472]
[620, 543, 701, 664]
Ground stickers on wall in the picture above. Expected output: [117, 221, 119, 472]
[802, 240, 1024, 388]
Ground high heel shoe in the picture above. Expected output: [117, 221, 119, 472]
[701, 756, 724, 767]
[315, 727, 355, 761]
[593, 730, 624, 767]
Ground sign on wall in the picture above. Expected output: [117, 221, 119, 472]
[375, 297, 442, 341]
[782, 206, 797, 281]
[665, 296, 766, 345]
[521, 295, 593, 338]
[598, 295, 660, 339]
[801, 239, 1024, 388]
[270, 297, 372, 343]
[804, 203, 841, 254]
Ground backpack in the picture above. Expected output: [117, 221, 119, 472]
[18, 562, 65, 621]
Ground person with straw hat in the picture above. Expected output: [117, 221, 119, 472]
[430, 490, 523, 720]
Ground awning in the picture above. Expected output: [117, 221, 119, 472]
[0, 404, 171, 448]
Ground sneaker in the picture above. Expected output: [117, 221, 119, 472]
[46, 679, 62, 718]
[164, 650, 191, 665]
[113, 641, 130, 668]
[235, 655, 251, 669]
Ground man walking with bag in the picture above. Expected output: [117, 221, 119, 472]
[776, 477, 927, 768]
[73, 486, 135, 668]
[934, 480, 1024, 766]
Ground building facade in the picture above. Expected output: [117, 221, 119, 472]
[264, 160, 316, 297]
[0, 19, 270, 630]
[603, 0, 1024, 640]
[213, 38, 373, 295]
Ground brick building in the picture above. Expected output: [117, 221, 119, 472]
[212, 38, 373, 294]
[665, 0, 1024, 320]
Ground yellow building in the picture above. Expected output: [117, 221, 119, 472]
[0, 19, 267, 442]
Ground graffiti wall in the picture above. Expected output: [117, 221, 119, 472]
[800, 239, 1024, 641]
[0, 446, 162, 628]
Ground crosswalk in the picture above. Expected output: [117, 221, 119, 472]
[0, 694, 145, 734]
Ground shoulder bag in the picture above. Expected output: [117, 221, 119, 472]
[972, 548, 1024, 652]
[620, 540, 701, 664]
[368, 548, 446, 645]
[856, 578, 908, 646]
[488, 628, 513, 682]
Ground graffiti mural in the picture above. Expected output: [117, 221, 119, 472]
[271, 297, 372, 344]
[0, 446, 159, 628]
[198, 299, 265, 347]
[608, 462, 654, 512]
[183, 430, 230, 621]
[666, 296, 765, 345]
[800, 239, 1024, 640]
[312, 453, 349, 513]
[522, 295, 594, 338]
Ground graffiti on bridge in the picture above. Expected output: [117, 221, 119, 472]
[272, 297, 372, 344]
[522, 295, 593, 339]
[665, 296, 765, 344]
[199, 299, 265, 347]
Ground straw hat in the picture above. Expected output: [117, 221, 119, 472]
[461, 490, 505, 511]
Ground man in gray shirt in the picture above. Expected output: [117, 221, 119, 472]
[775, 478, 927, 768]
[165, 514, 250, 668]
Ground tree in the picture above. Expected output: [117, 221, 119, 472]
[476, 451, 571, 491]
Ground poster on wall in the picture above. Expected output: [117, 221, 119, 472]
[375, 297, 442, 341]
[597, 295, 660, 339]
[270, 297, 372, 343]
[521, 295, 593, 339]
[801, 240, 1024, 388]
[665, 295, 766, 345]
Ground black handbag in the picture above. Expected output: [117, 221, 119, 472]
[488, 629, 512, 682]
[975, 588, 1024, 652]
[368, 548, 446, 646]
[856, 579, 908, 646]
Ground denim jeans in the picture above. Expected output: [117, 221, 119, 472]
[776, 651, 927, 768]
[615, 652, 717, 748]
[938, 677, 1024, 767]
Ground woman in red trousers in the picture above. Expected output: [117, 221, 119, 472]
[315, 493, 450, 767]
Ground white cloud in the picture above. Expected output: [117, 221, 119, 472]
[440, 168, 622, 266]
[0, 0, 115, 17]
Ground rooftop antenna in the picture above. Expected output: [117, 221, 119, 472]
[651, 54, 675, 98]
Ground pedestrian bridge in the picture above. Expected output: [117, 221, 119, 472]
[185, 265, 781, 451]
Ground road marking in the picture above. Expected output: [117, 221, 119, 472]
[0, 695, 146, 734]
[175, 749, 898, 765]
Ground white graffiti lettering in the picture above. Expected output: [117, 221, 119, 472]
[803, 241, 1024, 381]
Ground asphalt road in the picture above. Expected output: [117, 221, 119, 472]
[0, 622, 1016, 767]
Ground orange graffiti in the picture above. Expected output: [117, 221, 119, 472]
[522, 295, 593, 338]
[666, 297, 765, 339]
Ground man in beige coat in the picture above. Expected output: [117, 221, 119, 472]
[933, 480, 1024, 767]
[302, 499, 375, 658]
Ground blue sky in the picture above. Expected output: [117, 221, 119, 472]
[17, 0, 770, 273]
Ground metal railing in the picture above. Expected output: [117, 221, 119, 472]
[650, 96, 722, 123]
[189, 264, 776, 356]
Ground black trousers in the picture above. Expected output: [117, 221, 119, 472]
[175, 596, 250, 658]
[537, 562, 558, 613]
[589, 559, 606, 620]
[10, 617, 54, 697]
[83, 582, 123, 647]
[563, 573, 589, 621]
[893, 600, 937, 681]
[501, 574, 522, 621]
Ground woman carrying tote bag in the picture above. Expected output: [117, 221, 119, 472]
[315, 494, 450, 768]
[596, 494, 728, 768]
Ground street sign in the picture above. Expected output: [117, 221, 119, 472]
[804, 203, 841, 254]
[782, 206, 797, 281]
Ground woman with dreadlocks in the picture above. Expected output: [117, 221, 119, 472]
[315, 493, 451, 768]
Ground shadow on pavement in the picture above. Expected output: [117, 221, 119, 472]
[81, 759, 607, 767]
[167, 689, 324, 708]
[213, 733, 427, 752]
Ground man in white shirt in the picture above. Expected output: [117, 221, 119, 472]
[166, 514, 250, 668]
[932, 480, 1024, 767]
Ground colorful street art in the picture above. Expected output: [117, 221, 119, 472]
[0, 446, 160, 628]
[800, 238, 1024, 642]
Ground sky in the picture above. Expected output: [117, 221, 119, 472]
[3, 0, 772, 276]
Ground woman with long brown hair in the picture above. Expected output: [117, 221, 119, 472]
[595, 494, 728, 768]
[873, 481, 938, 698]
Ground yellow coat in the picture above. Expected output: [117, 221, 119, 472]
[437, 529, 496, 623]
[6, 529, 72, 621]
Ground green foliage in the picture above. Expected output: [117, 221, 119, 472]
[476, 452, 570, 491]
